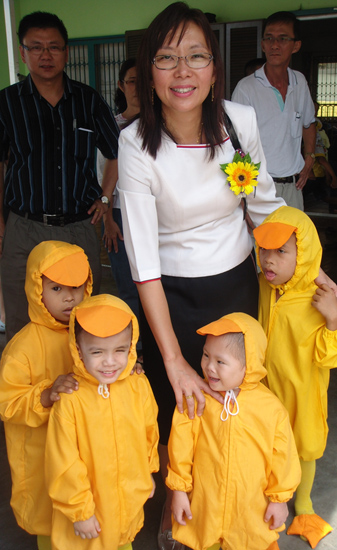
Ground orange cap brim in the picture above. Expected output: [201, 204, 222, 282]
[42, 251, 89, 287]
[197, 317, 242, 336]
[75, 305, 132, 338]
[253, 222, 297, 249]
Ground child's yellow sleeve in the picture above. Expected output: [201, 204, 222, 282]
[166, 405, 199, 493]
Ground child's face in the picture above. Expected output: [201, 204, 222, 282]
[259, 232, 297, 286]
[42, 276, 85, 324]
[201, 334, 246, 392]
[76, 325, 132, 384]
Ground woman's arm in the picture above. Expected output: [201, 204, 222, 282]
[137, 280, 222, 418]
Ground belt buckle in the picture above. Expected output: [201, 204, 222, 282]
[43, 213, 65, 227]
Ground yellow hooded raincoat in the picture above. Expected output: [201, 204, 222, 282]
[0, 240, 92, 535]
[45, 294, 159, 550]
[256, 206, 337, 461]
[166, 312, 300, 550]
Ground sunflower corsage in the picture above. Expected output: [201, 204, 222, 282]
[220, 150, 260, 198]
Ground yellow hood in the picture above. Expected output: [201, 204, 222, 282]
[198, 312, 267, 390]
[69, 294, 139, 388]
[255, 206, 322, 294]
[25, 241, 93, 330]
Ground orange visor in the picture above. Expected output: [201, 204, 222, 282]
[197, 317, 242, 337]
[42, 251, 89, 287]
[75, 305, 132, 338]
[253, 222, 297, 249]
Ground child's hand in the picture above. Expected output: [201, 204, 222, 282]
[312, 283, 337, 331]
[73, 514, 101, 539]
[130, 356, 144, 375]
[315, 268, 337, 298]
[40, 373, 79, 408]
[148, 474, 156, 499]
[264, 501, 288, 530]
[171, 490, 192, 526]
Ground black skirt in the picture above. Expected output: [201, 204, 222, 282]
[140, 251, 259, 444]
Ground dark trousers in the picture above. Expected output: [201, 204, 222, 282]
[1, 212, 101, 341]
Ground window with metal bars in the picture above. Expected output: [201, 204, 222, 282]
[65, 35, 125, 111]
[316, 58, 337, 120]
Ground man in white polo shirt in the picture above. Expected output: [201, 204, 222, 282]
[232, 11, 316, 210]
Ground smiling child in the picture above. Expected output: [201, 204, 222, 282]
[166, 312, 300, 550]
[45, 294, 159, 550]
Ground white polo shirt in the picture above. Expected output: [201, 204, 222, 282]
[232, 65, 315, 178]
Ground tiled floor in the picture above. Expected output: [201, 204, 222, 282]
[0, 200, 336, 550]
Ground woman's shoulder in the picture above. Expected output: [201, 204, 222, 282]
[223, 99, 256, 121]
[118, 117, 142, 153]
[119, 116, 140, 136]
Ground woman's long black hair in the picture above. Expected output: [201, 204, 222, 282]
[136, 2, 226, 159]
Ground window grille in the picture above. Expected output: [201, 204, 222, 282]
[315, 57, 337, 120]
[66, 43, 90, 85]
[65, 36, 125, 111]
[97, 42, 125, 109]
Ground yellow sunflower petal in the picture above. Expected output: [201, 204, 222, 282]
[225, 160, 258, 196]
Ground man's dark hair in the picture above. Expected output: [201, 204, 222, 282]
[244, 57, 265, 77]
[18, 11, 68, 45]
[263, 11, 300, 41]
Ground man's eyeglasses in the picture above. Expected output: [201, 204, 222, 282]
[21, 44, 67, 55]
[152, 53, 213, 70]
[262, 36, 296, 45]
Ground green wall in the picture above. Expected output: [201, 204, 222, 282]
[1, 0, 337, 86]
[0, 6, 9, 87]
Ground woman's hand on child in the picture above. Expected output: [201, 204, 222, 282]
[165, 354, 224, 419]
[312, 283, 337, 331]
[40, 373, 79, 408]
[171, 490, 192, 526]
[264, 501, 288, 530]
[73, 514, 101, 539]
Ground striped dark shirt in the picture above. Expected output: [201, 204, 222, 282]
[0, 73, 119, 215]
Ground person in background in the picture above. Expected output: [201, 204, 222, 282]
[244, 57, 264, 77]
[97, 58, 143, 363]
[304, 100, 337, 206]
[0, 241, 92, 550]
[117, 3, 284, 548]
[0, 11, 119, 341]
[232, 11, 316, 211]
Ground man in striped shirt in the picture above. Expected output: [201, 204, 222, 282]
[0, 11, 119, 340]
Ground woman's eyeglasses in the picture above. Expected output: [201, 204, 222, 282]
[152, 53, 213, 70]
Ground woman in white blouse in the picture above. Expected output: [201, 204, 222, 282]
[118, 2, 283, 545]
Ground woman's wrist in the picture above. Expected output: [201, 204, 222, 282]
[162, 348, 184, 372]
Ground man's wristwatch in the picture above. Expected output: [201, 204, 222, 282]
[100, 195, 110, 208]
[305, 152, 315, 160]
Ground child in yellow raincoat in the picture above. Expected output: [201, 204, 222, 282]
[0, 240, 92, 550]
[254, 205, 337, 547]
[45, 294, 159, 550]
[166, 312, 301, 550]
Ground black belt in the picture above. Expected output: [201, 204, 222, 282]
[273, 174, 300, 184]
[11, 210, 91, 227]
